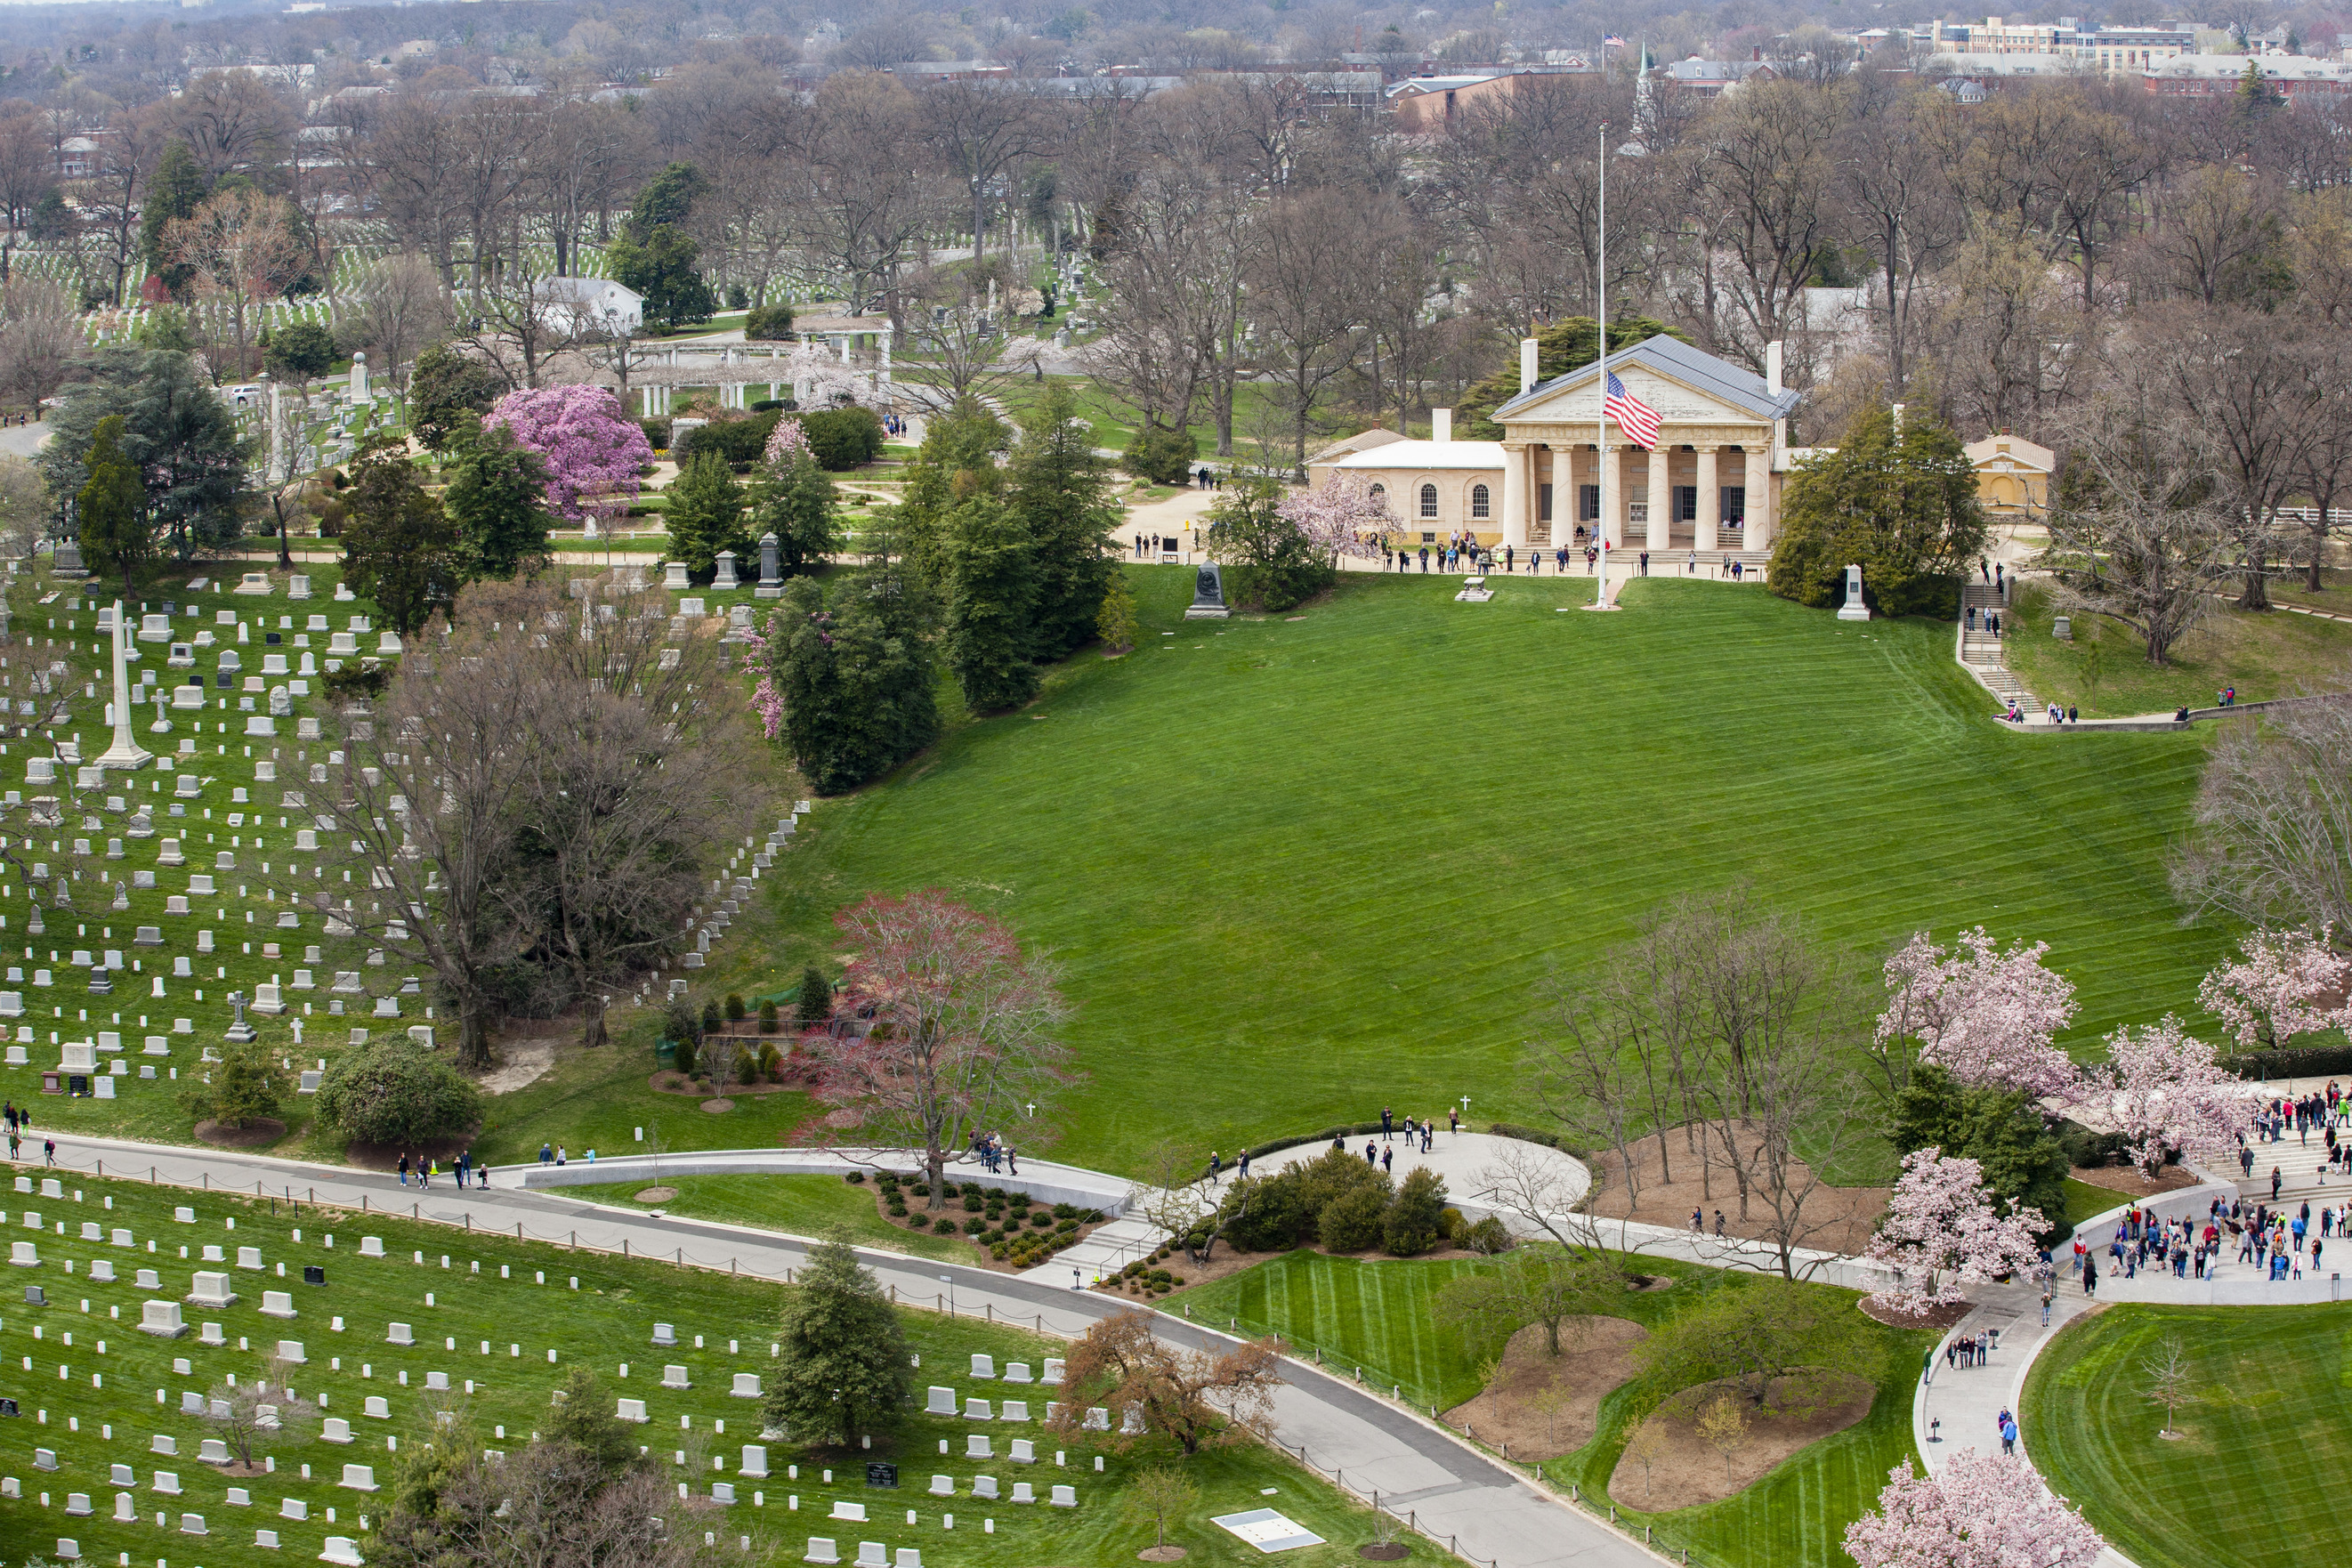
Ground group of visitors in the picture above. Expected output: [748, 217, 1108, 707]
[1966, 606, 2003, 634]
[1943, 1328, 2000, 1369]
[2080, 1192, 2334, 1287]
[971, 1130, 1018, 1175]
[1130, 531, 1190, 558]
[399, 1150, 488, 1190]
[1, 1102, 50, 1165]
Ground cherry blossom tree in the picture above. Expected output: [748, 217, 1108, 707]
[781, 340, 871, 409]
[484, 384, 654, 521]
[1274, 473, 1398, 563]
[793, 890, 1074, 1202]
[1875, 927, 2080, 1098]
[2092, 1014, 2254, 1180]
[1845, 1452, 2104, 1568]
[2194, 925, 2351, 1050]
[763, 416, 812, 468]
[1865, 1147, 2048, 1313]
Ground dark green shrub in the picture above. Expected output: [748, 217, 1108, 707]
[962, 1193, 983, 1212]
[963, 1217, 987, 1235]
[679, 410, 782, 467]
[845, 1169, 865, 1184]
[758, 1000, 780, 1034]
[672, 1037, 696, 1079]
[1320, 1185, 1388, 1252]
[700, 1000, 722, 1036]
[1122, 424, 1195, 484]
[1381, 1167, 1449, 1257]
[800, 407, 886, 470]
[263, 320, 339, 381]
[641, 417, 673, 452]
[314, 1040, 481, 1146]
[1029, 1211, 1052, 1228]
[724, 992, 746, 1022]
[747, 303, 796, 341]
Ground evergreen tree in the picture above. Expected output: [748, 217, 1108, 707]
[75, 415, 150, 596]
[40, 347, 248, 559]
[796, 966, 833, 1027]
[769, 570, 939, 793]
[625, 163, 709, 239]
[944, 496, 1039, 713]
[543, 1367, 640, 1476]
[1889, 1065, 2070, 1237]
[262, 319, 337, 381]
[609, 225, 715, 332]
[761, 1228, 914, 1447]
[441, 421, 554, 579]
[664, 449, 749, 579]
[1766, 404, 1985, 618]
[406, 344, 505, 450]
[339, 441, 465, 636]
[887, 397, 1006, 588]
[1095, 570, 1137, 652]
[137, 141, 209, 297]
[748, 445, 837, 578]
[1006, 384, 1119, 658]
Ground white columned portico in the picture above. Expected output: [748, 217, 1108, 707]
[1745, 447, 1772, 553]
[1646, 445, 1670, 553]
[1500, 441, 1530, 549]
[1695, 447, 1719, 553]
[1613, 445, 1639, 549]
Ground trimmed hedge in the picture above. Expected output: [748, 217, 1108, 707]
[678, 409, 783, 467]
[1241, 1122, 1387, 1162]
[2222, 1044, 2352, 1080]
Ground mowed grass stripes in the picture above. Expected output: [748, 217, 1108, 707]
[2024, 1304, 2352, 1568]
[772, 568, 2252, 1175]
[1176, 1251, 1934, 1568]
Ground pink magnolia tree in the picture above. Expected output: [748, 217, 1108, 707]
[1876, 927, 2080, 1098]
[2091, 1014, 2254, 1179]
[1276, 473, 1399, 563]
[2194, 925, 2351, 1050]
[1845, 1452, 2104, 1568]
[485, 384, 654, 521]
[1865, 1147, 2047, 1313]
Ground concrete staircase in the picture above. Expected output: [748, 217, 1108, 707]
[1959, 581, 2036, 712]
[2236, 1133, 2346, 1207]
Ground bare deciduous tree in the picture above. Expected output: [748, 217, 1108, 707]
[1046, 1308, 1281, 1456]
[2171, 686, 2352, 934]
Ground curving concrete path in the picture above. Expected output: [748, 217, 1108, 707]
[1912, 1176, 2270, 1568]
[27, 1128, 1669, 1568]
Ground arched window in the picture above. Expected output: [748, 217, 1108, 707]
[1367, 482, 1386, 505]
[1419, 482, 1439, 519]
[1470, 483, 1491, 520]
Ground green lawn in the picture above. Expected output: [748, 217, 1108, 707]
[562, 1174, 974, 1262]
[760, 567, 2230, 1176]
[1176, 1250, 1932, 1568]
[2061, 1179, 2129, 1230]
[2002, 580, 2352, 716]
[0, 1173, 1403, 1568]
[2024, 1303, 2350, 1568]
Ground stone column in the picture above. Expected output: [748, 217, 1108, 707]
[1646, 444, 1671, 553]
[1745, 446, 1772, 553]
[1614, 445, 1641, 550]
[1500, 442, 1530, 549]
[1696, 447, 1719, 553]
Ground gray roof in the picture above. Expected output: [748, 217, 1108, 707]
[1493, 334, 1801, 423]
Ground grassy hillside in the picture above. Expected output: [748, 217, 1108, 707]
[760, 568, 2232, 1175]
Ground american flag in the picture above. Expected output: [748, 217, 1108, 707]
[1604, 371, 1661, 449]
[1604, 33, 1625, 46]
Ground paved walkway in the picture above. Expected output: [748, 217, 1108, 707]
[28, 1128, 1666, 1568]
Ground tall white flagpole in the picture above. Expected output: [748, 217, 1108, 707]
[1596, 121, 1610, 608]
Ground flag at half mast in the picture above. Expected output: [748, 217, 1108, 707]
[1604, 371, 1661, 449]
